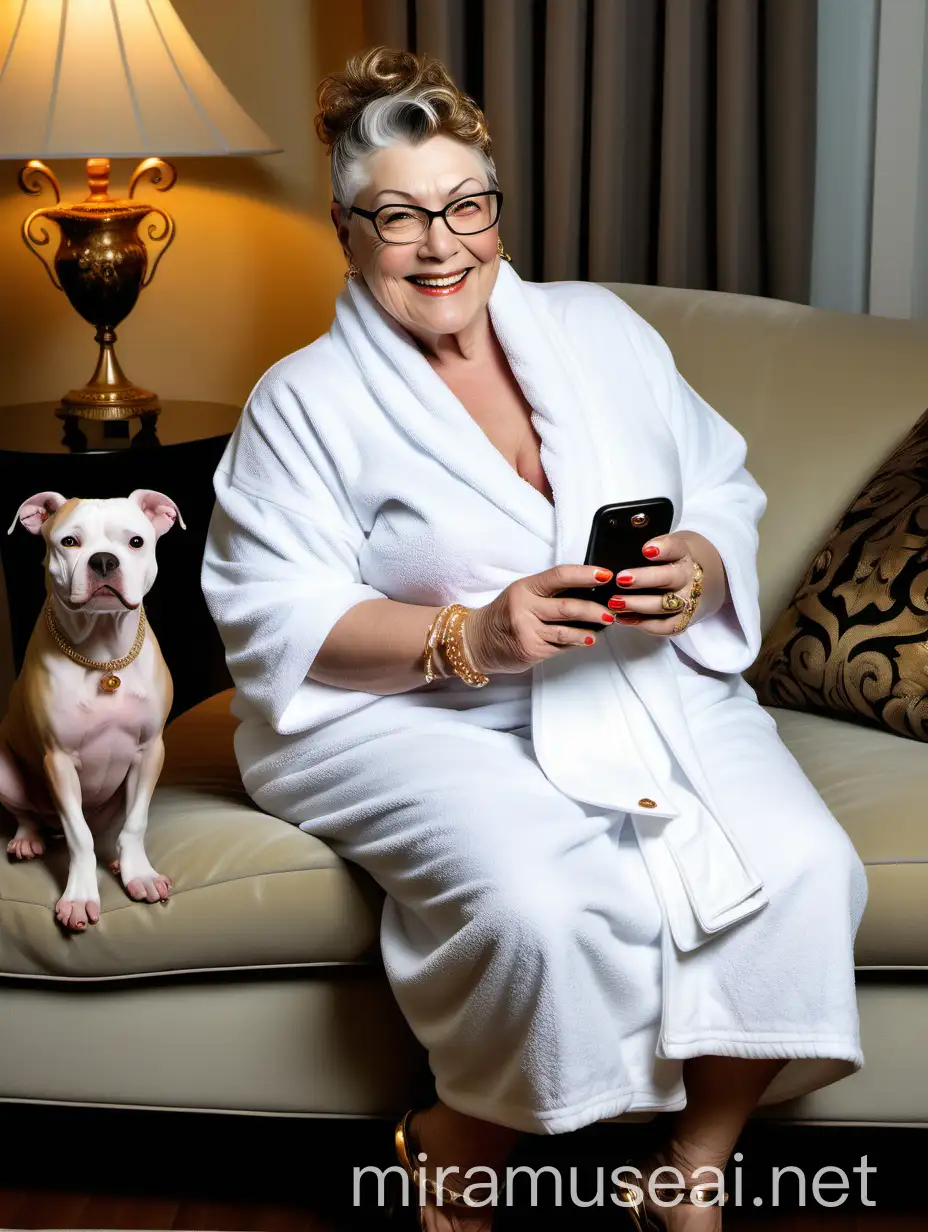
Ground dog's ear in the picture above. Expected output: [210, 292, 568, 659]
[8, 492, 67, 536]
[128, 489, 187, 537]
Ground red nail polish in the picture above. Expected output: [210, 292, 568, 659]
[617, 574, 634, 585]
[608, 598, 626, 610]
[594, 568, 612, 582]
[584, 635, 595, 645]
[601, 612, 615, 622]
[643, 545, 660, 558]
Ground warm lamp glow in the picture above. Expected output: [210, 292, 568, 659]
[0, 0, 282, 438]
[0, 0, 281, 159]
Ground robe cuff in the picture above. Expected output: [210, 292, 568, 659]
[272, 585, 387, 734]
[672, 516, 762, 676]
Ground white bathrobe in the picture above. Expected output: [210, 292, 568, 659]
[201, 261, 868, 1135]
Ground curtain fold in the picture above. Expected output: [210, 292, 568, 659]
[588, 0, 661, 286]
[716, 0, 761, 293]
[415, 0, 467, 85]
[869, 0, 928, 319]
[658, 0, 711, 290]
[543, 0, 589, 281]
[481, 0, 535, 273]
[810, 0, 928, 320]
[809, 0, 879, 314]
[361, 0, 408, 49]
[763, 0, 818, 305]
[358, 0, 818, 302]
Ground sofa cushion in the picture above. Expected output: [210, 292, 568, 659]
[767, 706, 928, 967]
[6, 688, 922, 980]
[746, 408, 928, 742]
[165, 697, 928, 971]
[0, 694, 383, 980]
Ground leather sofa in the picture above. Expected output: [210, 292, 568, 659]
[3, 283, 928, 1127]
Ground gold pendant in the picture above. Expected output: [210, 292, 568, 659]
[100, 674, 121, 693]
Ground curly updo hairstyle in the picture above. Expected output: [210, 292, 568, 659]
[314, 46, 499, 208]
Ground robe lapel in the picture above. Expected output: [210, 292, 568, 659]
[336, 270, 556, 545]
[338, 261, 662, 561]
[485, 263, 592, 566]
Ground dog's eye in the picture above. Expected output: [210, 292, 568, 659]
[60, 535, 79, 548]
[129, 536, 144, 549]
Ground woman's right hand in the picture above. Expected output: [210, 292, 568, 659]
[463, 565, 617, 676]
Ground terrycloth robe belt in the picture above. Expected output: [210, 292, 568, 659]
[531, 632, 769, 953]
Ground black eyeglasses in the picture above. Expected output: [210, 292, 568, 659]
[345, 190, 503, 244]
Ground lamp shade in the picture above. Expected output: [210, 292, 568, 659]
[0, 0, 282, 159]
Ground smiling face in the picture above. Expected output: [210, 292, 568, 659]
[333, 133, 500, 348]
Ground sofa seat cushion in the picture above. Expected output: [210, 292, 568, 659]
[159, 695, 924, 970]
[766, 705, 928, 967]
[7, 689, 919, 980]
[0, 693, 383, 980]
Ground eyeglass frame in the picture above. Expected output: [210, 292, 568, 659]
[343, 190, 504, 244]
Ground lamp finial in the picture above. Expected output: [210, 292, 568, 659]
[85, 157, 111, 202]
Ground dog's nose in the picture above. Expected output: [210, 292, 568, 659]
[88, 552, 120, 578]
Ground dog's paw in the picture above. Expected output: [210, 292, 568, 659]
[7, 834, 45, 860]
[124, 872, 172, 904]
[55, 896, 101, 931]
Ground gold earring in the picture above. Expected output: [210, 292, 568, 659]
[344, 259, 360, 283]
[497, 236, 512, 263]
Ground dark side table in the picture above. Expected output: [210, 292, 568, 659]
[0, 401, 240, 721]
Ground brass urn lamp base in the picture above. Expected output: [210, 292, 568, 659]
[20, 156, 176, 425]
[56, 326, 159, 423]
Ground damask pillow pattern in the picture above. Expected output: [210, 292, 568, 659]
[746, 409, 928, 742]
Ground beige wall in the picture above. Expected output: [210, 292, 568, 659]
[0, 1, 370, 706]
[0, 0, 368, 411]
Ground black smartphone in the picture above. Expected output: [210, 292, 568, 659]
[552, 496, 675, 631]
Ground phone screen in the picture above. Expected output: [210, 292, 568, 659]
[553, 497, 674, 631]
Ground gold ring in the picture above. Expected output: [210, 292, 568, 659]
[672, 559, 705, 634]
[673, 603, 695, 634]
[661, 591, 687, 612]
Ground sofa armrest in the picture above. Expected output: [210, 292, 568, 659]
[161, 688, 244, 794]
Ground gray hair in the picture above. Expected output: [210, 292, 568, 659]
[331, 87, 499, 208]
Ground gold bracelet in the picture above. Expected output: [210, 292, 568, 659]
[423, 603, 489, 687]
[441, 604, 490, 688]
[423, 605, 453, 683]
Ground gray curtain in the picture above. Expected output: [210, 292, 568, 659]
[361, 0, 817, 302]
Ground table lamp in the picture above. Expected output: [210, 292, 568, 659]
[0, 0, 281, 429]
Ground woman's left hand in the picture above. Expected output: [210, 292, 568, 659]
[607, 530, 728, 638]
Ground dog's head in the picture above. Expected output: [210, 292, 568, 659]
[8, 490, 185, 612]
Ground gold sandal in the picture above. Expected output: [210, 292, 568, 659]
[615, 1151, 729, 1230]
[389, 1108, 501, 1228]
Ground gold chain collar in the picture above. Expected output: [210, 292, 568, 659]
[44, 600, 147, 693]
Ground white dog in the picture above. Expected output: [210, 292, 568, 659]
[0, 490, 184, 931]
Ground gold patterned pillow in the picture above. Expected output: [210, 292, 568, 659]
[746, 409, 928, 741]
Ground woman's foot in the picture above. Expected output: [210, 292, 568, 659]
[398, 1104, 519, 1231]
[627, 1138, 728, 1232]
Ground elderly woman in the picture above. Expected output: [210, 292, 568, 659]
[201, 46, 867, 1231]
